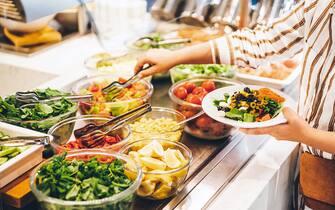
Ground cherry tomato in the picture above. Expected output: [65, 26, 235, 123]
[105, 136, 117, 144]
[195, 115, 213, 129]
[181, 110, 197, 118]
[209, 122, 225, 136]
[90, 85, 100, 92]
[186, 94, 202, 105]
[183, 82, 196, 93]
[201, 80, 216, 92]
[192, 86, 208, 95]
[174, 86, 188, 99]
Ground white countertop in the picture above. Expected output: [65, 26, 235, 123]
[0, 34, 102, 76]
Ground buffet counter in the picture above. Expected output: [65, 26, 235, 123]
[0, 34, 299, 210]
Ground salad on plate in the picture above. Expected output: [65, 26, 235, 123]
[213, 87, 285, 122]
[202, 85, 291, 128]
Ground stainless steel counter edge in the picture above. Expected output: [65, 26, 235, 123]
[163, 132, 268, 210]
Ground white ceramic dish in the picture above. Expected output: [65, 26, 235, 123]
[236, 56, 302, 90]
[0, 122, 50, 188]
[236, 66, 301, 90]
[202, 85, 295, 128]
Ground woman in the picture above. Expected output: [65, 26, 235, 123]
[135, 0, 335, 209]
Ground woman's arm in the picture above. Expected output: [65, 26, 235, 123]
[135, 0, 312, 77]
[240, 108, 335, 155]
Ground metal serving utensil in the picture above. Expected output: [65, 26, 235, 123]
[73, 103, 151, 138]
[0, 136, 50, 147]
[100, 65, 152, 99]
[76, 103, 152, 148]
[17, 93, 93, 108]
[135, 37, 191, 48]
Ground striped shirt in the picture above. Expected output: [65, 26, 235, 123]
[211, 0, 335, 160]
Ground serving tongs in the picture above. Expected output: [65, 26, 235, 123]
[15, 91, 93, 108]
[135, 37, 191, 48]
[0, 135, 50, 147]
[100, 65, 152, 99]
[74, 103, 152, 148]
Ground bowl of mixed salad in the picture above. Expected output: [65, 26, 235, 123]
[169, 77, 242, 140]
[72, 75, 153, 117]
[0, 88, 78, 133]
[48, 115, 132, 153]
[127, 33, 187, 51]
[30, 150, 142, 210]
[202, 85, 292, 128]
[170, 64, 236, 83]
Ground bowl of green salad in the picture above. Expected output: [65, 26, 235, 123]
[0, 88, 78, 133]
[170, 64, 236, 83]
[30, 150, 142, 210]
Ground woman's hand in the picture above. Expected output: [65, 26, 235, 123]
[134, 49, 178, 78]
[240, 107, 312, 141]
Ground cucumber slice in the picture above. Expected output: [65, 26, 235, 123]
[0, 157, 8, 165]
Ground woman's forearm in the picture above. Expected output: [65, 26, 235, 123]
[302, 128, 335, 154]
[174, 42, 214, 65]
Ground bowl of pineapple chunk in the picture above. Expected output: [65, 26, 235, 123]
[120, 139, 192, 200]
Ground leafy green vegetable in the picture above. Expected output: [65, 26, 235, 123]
[171, 64, 235, 83]
[0, 88, 77, 132]
[225, 108, 245, 121]
[36, 153, 133, 202]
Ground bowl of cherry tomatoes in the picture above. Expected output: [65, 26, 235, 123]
[169, 77, 243, 140]
[48, 115, 131, 153]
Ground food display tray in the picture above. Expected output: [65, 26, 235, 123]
[0, 122, 45, 188]
[236, 67, 300, 90]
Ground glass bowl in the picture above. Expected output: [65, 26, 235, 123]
[170, 64, 236, 84]
[128, 107, 186, 142]
[48, 115, 131, 153]
[120, 139, 192, 200]
[30, 150, 142, 210]
[72, 75, 153, 117]
[169, 77, 243, 140]
[0, 104, 78, 134]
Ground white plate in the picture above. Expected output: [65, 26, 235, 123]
[202, 85, 295, 128]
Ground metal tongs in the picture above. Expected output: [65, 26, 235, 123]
[0, 136, 50, 147]
[136, 37, 191, 48]
[101, 65, 152, 99]
[74, 103, 152, 148]
[15, 91, 93, 108]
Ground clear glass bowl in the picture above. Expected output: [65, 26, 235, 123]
[48, 115, 131, 153]
[0, 104, 78, 133]
[129, 107, 186, 142]
[169, 77, 243, 140]
[170, 64, 236, 84]
[72, 75, 154, 117]
[120, 139, 192, 200]
[30, 150, 142, 210]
